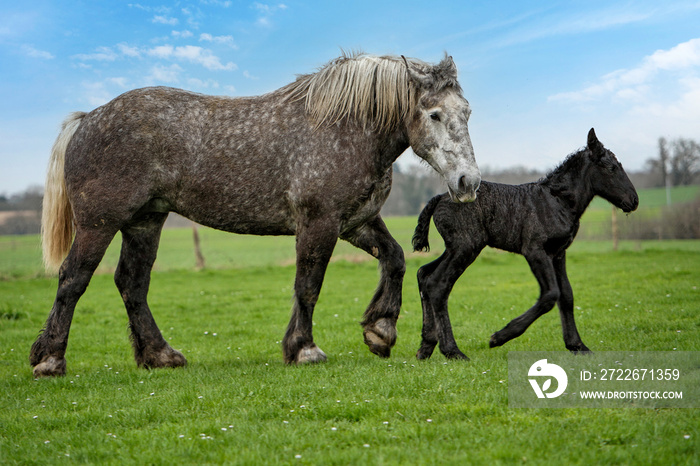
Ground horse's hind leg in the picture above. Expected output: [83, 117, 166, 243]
[30, 227, 118, 377]
[114, 213, 187, 369]
[282, 217, 339, 364]
[554, 253, 590, 353]
[342, 216, 405, 358]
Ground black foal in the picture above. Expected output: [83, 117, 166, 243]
[412, 129, 639, 360]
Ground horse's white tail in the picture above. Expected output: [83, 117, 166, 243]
[42, 112, 86, 273]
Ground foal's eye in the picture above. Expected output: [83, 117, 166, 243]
[429, 112, 441, 122]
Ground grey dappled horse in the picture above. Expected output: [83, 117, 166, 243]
[31, 52, 481, 377]
[412, 129, 638, 360]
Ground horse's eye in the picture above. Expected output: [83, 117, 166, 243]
[430, 112, 441, 122]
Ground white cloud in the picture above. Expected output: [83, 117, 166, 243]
[549, 38, 700, 104]
[147, 44, 236, 71]
[200, 0, 232, 6]
[81, 81, 114, 107]
[544, 38, 700, 166]
[117, 43, 140, 58]
[147, 64, 183, 84]
[199, 33, 237, 48]
[187, 77, 220, 89]
[172, 30, 193, 39]
[153, 15, 179, 26]
[72, 46, 118, 61]
[253, 3, 288, 27]
[22, 45, 54, 60]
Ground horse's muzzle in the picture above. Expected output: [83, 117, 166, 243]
[448, 174, 480, 203]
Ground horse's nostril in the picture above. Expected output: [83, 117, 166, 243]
[458, 175, 468, 193]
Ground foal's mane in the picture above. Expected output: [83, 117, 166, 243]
[541, 147, 589, 184]
[539, 147, 592, 204]
[282, 52, 454, 132]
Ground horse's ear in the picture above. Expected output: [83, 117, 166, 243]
[438, 53, 458, 79]
[402, 55, 433, 89]
[587, 128, 604, 158]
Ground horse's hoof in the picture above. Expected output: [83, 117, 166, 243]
[363, 318, 397, 358]
[32, 356, 67, 378]
[139, 345, 188, 369]
[295, 345, 327, 364]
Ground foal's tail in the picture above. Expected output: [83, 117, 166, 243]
[42, 112, 86, 273]
[412, 195, 442, 252]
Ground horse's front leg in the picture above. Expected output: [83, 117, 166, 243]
[342, 216, 405, 358]
[282, 217, 339, 364]
[554, 253, 591, 354]
[490, 251, 560, 348]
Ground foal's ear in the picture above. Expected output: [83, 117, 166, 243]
[587, 128, 604, 158]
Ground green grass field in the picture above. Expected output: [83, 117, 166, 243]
[1, 215, 699, 464]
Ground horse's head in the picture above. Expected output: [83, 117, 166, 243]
[403, 54, 481, 203]
[586, 128, 639, 213]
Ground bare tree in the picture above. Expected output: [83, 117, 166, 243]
[670, 138, 700, 186]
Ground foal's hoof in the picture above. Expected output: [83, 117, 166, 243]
[568, 344, 593, 355]
[139, 345, 188, 369]
[443, 349, 470, 361]
[416, 345, 436, 360]
[363, 318, 397, 358]
[294, 345, 327, 364]
[32, 356, 67, 378]
[489, 333, 506, 348]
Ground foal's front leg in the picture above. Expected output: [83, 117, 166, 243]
[282, 217, 339, 364]
[490, 251, 560, 348]
[342, 216, 405, 358]
[554, 253, 591, 353]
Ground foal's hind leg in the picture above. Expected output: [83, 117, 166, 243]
[419, 246, 479, 360]
[554, 253, 590, 353]
[114, 213, 187, 369]
[416, 255, 444, 360]
[490, 251, 560, 348]
[30, 227, 118, 377]
[342, 216, 405, 358]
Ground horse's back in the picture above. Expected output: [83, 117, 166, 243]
[60, 86, 391, 236]
[62, 87, 296, 232]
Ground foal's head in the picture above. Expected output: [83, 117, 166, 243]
[403, 55, 481, 203]
[586, 128, 639, 213]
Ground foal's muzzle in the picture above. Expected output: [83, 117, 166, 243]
[621, 193, 639, 213]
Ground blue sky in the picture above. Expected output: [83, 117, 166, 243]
[2, 1, 700, 194]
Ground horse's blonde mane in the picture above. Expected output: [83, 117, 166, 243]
[283, 52, 421, 132]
